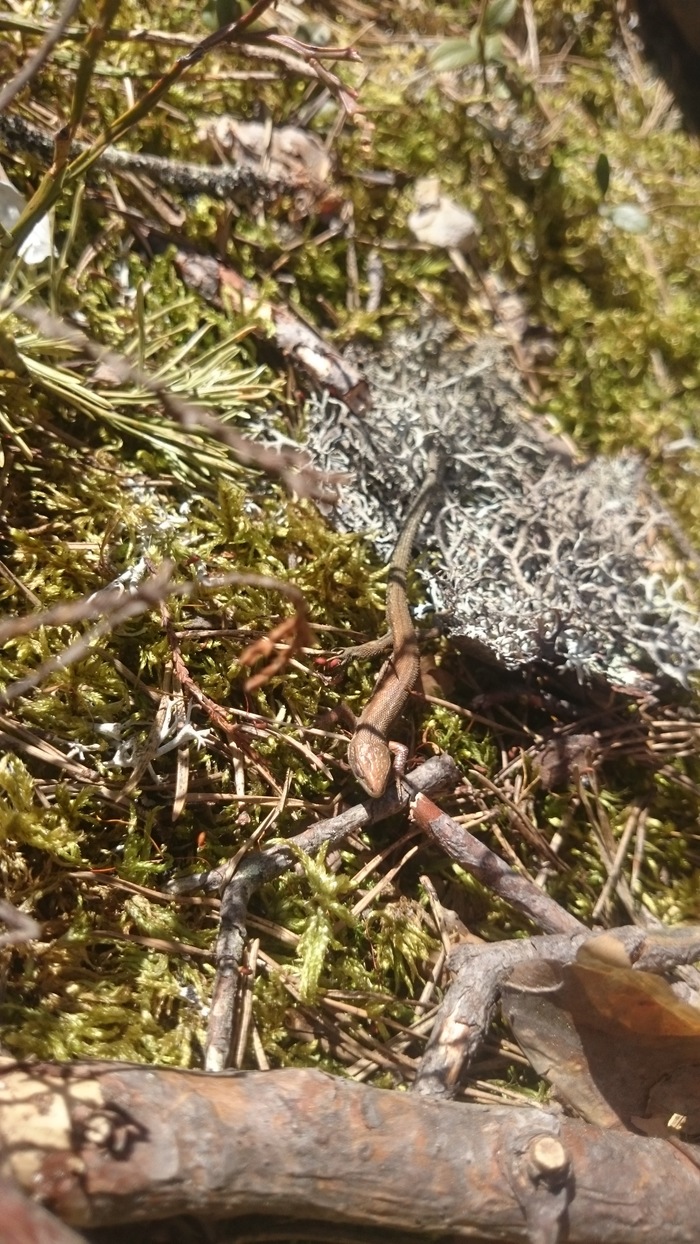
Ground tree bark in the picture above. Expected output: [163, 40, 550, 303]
[1, 1060, 698, 1242]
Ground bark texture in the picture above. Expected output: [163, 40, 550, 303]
[0, 1060, 698, 1242]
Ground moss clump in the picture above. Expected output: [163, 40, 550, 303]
[0, 0, 698, 1106]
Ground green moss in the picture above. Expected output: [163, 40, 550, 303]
[0, 0, 699, 1099]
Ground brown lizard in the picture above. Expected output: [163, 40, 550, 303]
[339, 447, 442, 798]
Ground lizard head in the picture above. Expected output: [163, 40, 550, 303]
[348, 729, 392, 799]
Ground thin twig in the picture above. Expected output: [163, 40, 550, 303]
[189, 754, 461, 1071]
[0, 562, 176, 706]
[0, 563, 314, 709]
[0, 0, 360, 267]
[0, 113, 298, 203]
[411, 792, 583, 937]
[0, 0, 82, 112]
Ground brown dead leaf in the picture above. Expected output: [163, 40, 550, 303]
[501, 938, 700, 1137]
[536, 733, 600, 791]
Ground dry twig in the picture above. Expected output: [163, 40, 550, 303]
[0, 0, 83, 113]
[411, 788, 700, 1103]
[0, 562, 314, 710]
[168, 754, 461, 1072]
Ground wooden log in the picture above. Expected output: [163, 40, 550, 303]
[0, 1060, 698, 1241]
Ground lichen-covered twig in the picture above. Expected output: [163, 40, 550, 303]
[0, 112, 301, 205]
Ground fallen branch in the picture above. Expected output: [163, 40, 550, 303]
[410, 791, 700, 1101]
[415, 925, 700, 1100]
[1, 1059, 698, 1242]
[0, 1176, 87, 1244]
[175, 249, 371, 413]
[0, 112, 303, 205]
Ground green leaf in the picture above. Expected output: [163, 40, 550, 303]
[428, 35, 479, 72]
[485, 0, 519, 33]
[214, 0, 242, 27]
[595, 153, 610, 197]
[482, 33, 505, 63]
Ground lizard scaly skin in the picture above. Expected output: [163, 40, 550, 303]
[343, 448, 441, 797]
